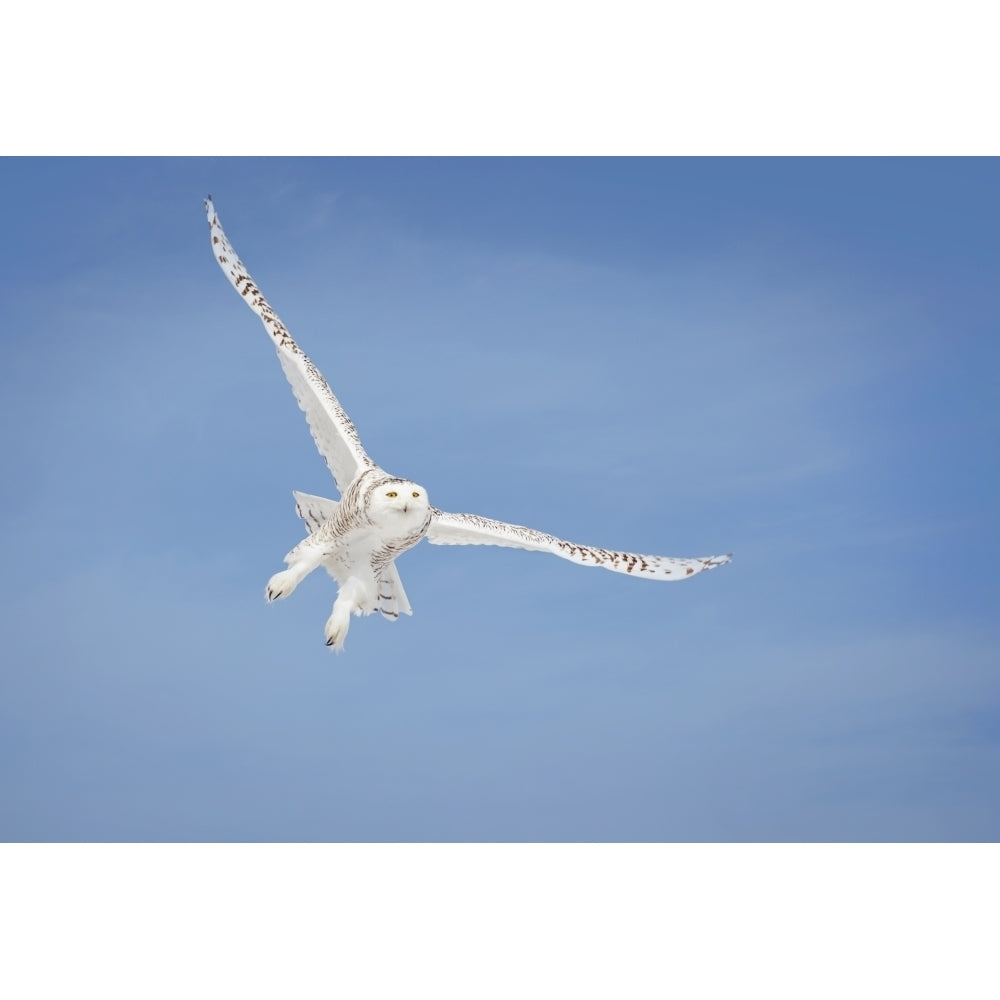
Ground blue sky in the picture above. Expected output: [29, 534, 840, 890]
[0, 157, 997, 841]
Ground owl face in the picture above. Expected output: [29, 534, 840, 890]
[370, 479, 431, 529]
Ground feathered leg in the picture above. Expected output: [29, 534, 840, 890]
[266, 540, 325, 602]
[324, 577, 366, 652]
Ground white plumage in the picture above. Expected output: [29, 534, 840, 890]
[206, 197, 731, 651]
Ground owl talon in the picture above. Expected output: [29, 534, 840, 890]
[323, 606, 352, 652]
[324, 623, 348, 652]
[266, 568, 302, 602]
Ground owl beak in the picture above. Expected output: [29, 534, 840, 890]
[403, 503, 409, 513]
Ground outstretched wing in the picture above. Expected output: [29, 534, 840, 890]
[205, 198, 374, 495]
[426, 510, 731, 580]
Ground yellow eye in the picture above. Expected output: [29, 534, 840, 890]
[386, 491, 397, 498]
[412, 491, 420, 498]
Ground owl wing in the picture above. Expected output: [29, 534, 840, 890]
[292, 490, 341, 535]
[206, 198, 374, 495]
[426, 510, 731, 580]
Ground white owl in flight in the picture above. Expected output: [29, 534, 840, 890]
[205, 198, 731, 650]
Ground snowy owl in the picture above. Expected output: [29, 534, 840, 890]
[205, 197, 731, 651]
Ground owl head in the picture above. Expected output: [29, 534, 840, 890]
[369, 478, 431, 529]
